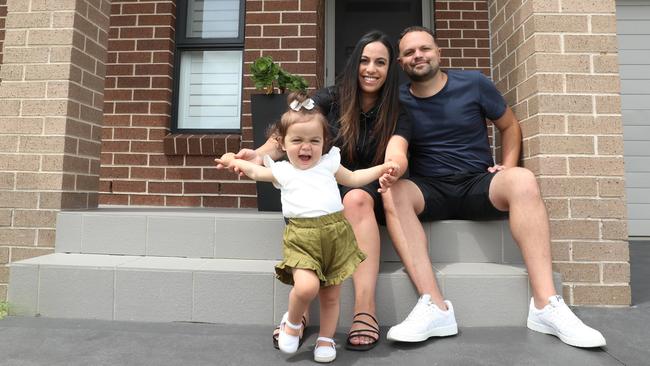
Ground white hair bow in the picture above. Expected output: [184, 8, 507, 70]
[289, 98, 315, 111]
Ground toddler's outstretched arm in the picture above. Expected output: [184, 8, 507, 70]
[214, 153, 276, 183]
[335, 161, 400, 192]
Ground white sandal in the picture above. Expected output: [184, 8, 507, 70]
[313, 336, 336, 363]
[278, 312, 303, 354]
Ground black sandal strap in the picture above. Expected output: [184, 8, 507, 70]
[352, 312, 378, 325]
[351, 319, 379, 332]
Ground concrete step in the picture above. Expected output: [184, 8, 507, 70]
[8, 253, 540, 327]
[55, 208, 522, 264]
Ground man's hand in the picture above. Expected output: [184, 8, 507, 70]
[487, 164, 506, 173]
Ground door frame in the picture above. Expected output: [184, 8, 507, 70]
[324, 0, 434, 85]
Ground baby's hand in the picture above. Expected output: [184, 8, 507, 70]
[214, 152, 236, 169]
[377, 162, 400, 193]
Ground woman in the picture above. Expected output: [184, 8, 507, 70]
[218, 30, 410, 351]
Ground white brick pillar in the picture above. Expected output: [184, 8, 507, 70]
[0, 0, 111, 300]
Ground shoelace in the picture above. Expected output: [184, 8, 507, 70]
[404, 300, 433, 323]
[546, 301, 582, 328]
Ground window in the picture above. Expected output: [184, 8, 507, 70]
[173, 0, 245, 132]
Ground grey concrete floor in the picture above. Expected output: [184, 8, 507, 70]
[1, 241, 649, 366]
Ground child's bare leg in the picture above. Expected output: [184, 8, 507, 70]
[286, 269, 320, 337]
[317, 284, 341, 343]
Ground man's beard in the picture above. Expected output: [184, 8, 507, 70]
[406, 63, 439, 82]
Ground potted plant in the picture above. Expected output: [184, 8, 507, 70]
[249, 56, 308, 211]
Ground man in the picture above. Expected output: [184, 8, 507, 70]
[381, 26, 606, 348]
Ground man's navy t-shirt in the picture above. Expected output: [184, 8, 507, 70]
[399, 70, 507, 177]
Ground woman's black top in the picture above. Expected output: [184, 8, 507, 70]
[312, 86, 412, 170]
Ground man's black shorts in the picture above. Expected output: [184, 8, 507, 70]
[407, 172, 508, 221]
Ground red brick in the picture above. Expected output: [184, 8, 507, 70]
[99, 194, 129, 205]
[110, 15, 137, 27]
[154, 27, 174, 39]
[246, 13, 281, 25]
[107, 64, 134, 75]
[264, 0, 299, 11]
[137, 39, 173, 51]
[148, 181, 181, 194]
[121, 27, 154, 39]
[156, 3, 175, 15]
[104, 89, 133, 101]
[281, 37, 317, 49]
[247, 37, 280, 49]
[103, 115, 131, 126]
[133, 89, 171, 102]
[131, 167, 165, 179]
[122, 3, 156, 14]
[118, 51, 152, 63]
[101, 141, 130, 152]
[135, 64, 172, 76]
[149, 102, 170, 114]
[449, 2, 475, 10]
[114, 127, 147, 140]
[130, 194, 164, 206]
[108, 39, 136, 51]
[186, 156, 217, 166]
[117, 77, 150, 88]
[185, 182, 220, 194]
[112, 180, 146, 193]
[166, 196, 202, 207]
[203, 196, 238, 208]
[246, 25, 261, 37]
[132, 141, 164, 153]
[282, 12, 316, 23]
[138, 15, 173, 26]
[153, 52, 173, 64]
[449, 20, 478, 29]
[151, 77, 172, 89]
[115, 102, 149, 114]
[132, 115, 169, 127]
[240, 196, 257, 208]
[462, 11, 487, 20]
[437, 11, 462, 19]
[100, 167, 129, 178]
[264, 25, 299, 37]
[220, 182, 257, 195]
[166, 168, 201, 180]
[149, 155, 184, 166]
[113, 153, 148, 165]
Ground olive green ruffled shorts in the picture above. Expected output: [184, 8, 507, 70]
[275, 211, 367, 287]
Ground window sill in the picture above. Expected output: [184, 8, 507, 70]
[163, 134, 242, 156]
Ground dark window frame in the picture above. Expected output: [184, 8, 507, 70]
[171, 0, 246, 134]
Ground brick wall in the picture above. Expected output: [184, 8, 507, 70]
[0, 0, 110, 301]
[99, 0, 324, 208]
[488, 0, 629, 306]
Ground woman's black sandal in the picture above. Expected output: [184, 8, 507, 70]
[272, 315, 307, 349]
[345, 312, 380, 351]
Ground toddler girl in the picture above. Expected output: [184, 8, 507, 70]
[215, 93, 397, 362]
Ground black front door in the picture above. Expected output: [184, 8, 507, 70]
[334, 0, 423, 81]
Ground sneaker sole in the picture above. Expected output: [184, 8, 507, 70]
[387, 323, 458, 342]
[527, 319, 606, 348]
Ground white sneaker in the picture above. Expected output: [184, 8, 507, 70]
[527, 295, 606, 348]
[313, 336, 336, 363]
[387, 294, 458, 342]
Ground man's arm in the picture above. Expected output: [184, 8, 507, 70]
[491, 106, 522, 169]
